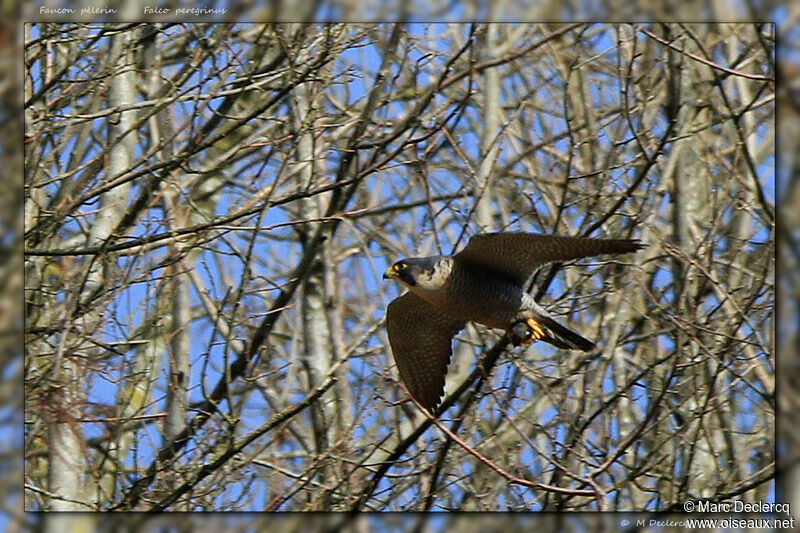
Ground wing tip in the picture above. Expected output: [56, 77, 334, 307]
[626, 238, 646, 252]
[408, 388, 442, 413]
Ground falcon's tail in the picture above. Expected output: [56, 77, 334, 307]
[534, 315, 596, 352]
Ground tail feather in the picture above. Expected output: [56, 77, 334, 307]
[537, 315, 596, 352]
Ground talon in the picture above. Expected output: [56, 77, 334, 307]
[508, 322, 531, 346]
[526, 318, 546, 340]
[508, 318, 547, 347]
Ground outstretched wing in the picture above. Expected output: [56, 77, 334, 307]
[454, 232, 642, 285]
[386, 292, 465, 411]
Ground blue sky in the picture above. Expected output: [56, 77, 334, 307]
[21, 21, 776, 513]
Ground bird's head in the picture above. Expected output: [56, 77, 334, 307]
[383, 256, 449, 289]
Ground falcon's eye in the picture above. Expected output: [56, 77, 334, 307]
[395, 261, 407, 270]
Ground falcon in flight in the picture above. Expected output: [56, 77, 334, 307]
[383, 232, 642, 411]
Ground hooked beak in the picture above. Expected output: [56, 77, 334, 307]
[383, 265, 398, 280]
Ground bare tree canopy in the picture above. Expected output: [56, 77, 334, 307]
[24, 22, 774, 513]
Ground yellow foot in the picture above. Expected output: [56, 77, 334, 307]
[526, 318, 546, 341]
[508, 319, 547, 347]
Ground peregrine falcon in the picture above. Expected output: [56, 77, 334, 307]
[383, 232, 642, 411]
